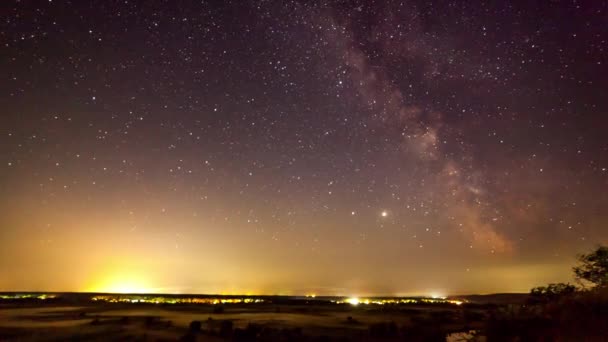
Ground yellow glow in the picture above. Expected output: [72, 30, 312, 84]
[347, 297, 360, 305]
[430, 293, 446, 299]
[86, 272, 153, 294]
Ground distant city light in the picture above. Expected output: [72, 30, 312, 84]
[90, 295, 264, 305]
[335, 296, 464, 306]
[346, 297, 360, 305]
[0, 293, 465, 307]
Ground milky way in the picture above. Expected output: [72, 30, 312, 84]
[1, 1, 607, 295]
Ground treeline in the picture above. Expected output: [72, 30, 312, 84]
[486, 245, 608, 341]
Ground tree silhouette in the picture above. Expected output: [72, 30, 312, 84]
[573, 245, 608, 288]
[529, 283, 576, 304]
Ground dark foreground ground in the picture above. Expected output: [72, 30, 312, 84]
[1, 292, 605, 341]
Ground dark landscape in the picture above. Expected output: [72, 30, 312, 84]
[0, 292, 519, 341]
[2, 280, 608, 341]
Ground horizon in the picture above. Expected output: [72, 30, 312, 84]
[0, 290, 527, 300]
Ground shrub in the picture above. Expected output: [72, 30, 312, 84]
[219, 320, 233, 337]
[189, 320, 202, 332]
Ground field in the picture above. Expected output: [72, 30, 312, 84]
[0, 293, 506, 341]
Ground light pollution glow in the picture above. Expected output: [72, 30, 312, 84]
[2, 0, 607, 297]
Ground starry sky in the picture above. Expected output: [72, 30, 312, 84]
[1, 0, 607, 296]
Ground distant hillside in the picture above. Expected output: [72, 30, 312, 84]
[458, 293, 529, 305]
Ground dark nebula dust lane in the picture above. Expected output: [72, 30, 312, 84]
[1, 1, 607, 295]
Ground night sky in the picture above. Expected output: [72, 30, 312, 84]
[1, 0, 607, 296]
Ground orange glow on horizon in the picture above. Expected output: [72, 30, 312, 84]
[85, 271, 154, 294]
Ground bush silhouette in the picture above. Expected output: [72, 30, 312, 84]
[528, 283, 576, 304]
[219, 320, 233, 337]
[188, 320, 202, 332]
[345, 316, 359, 324]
